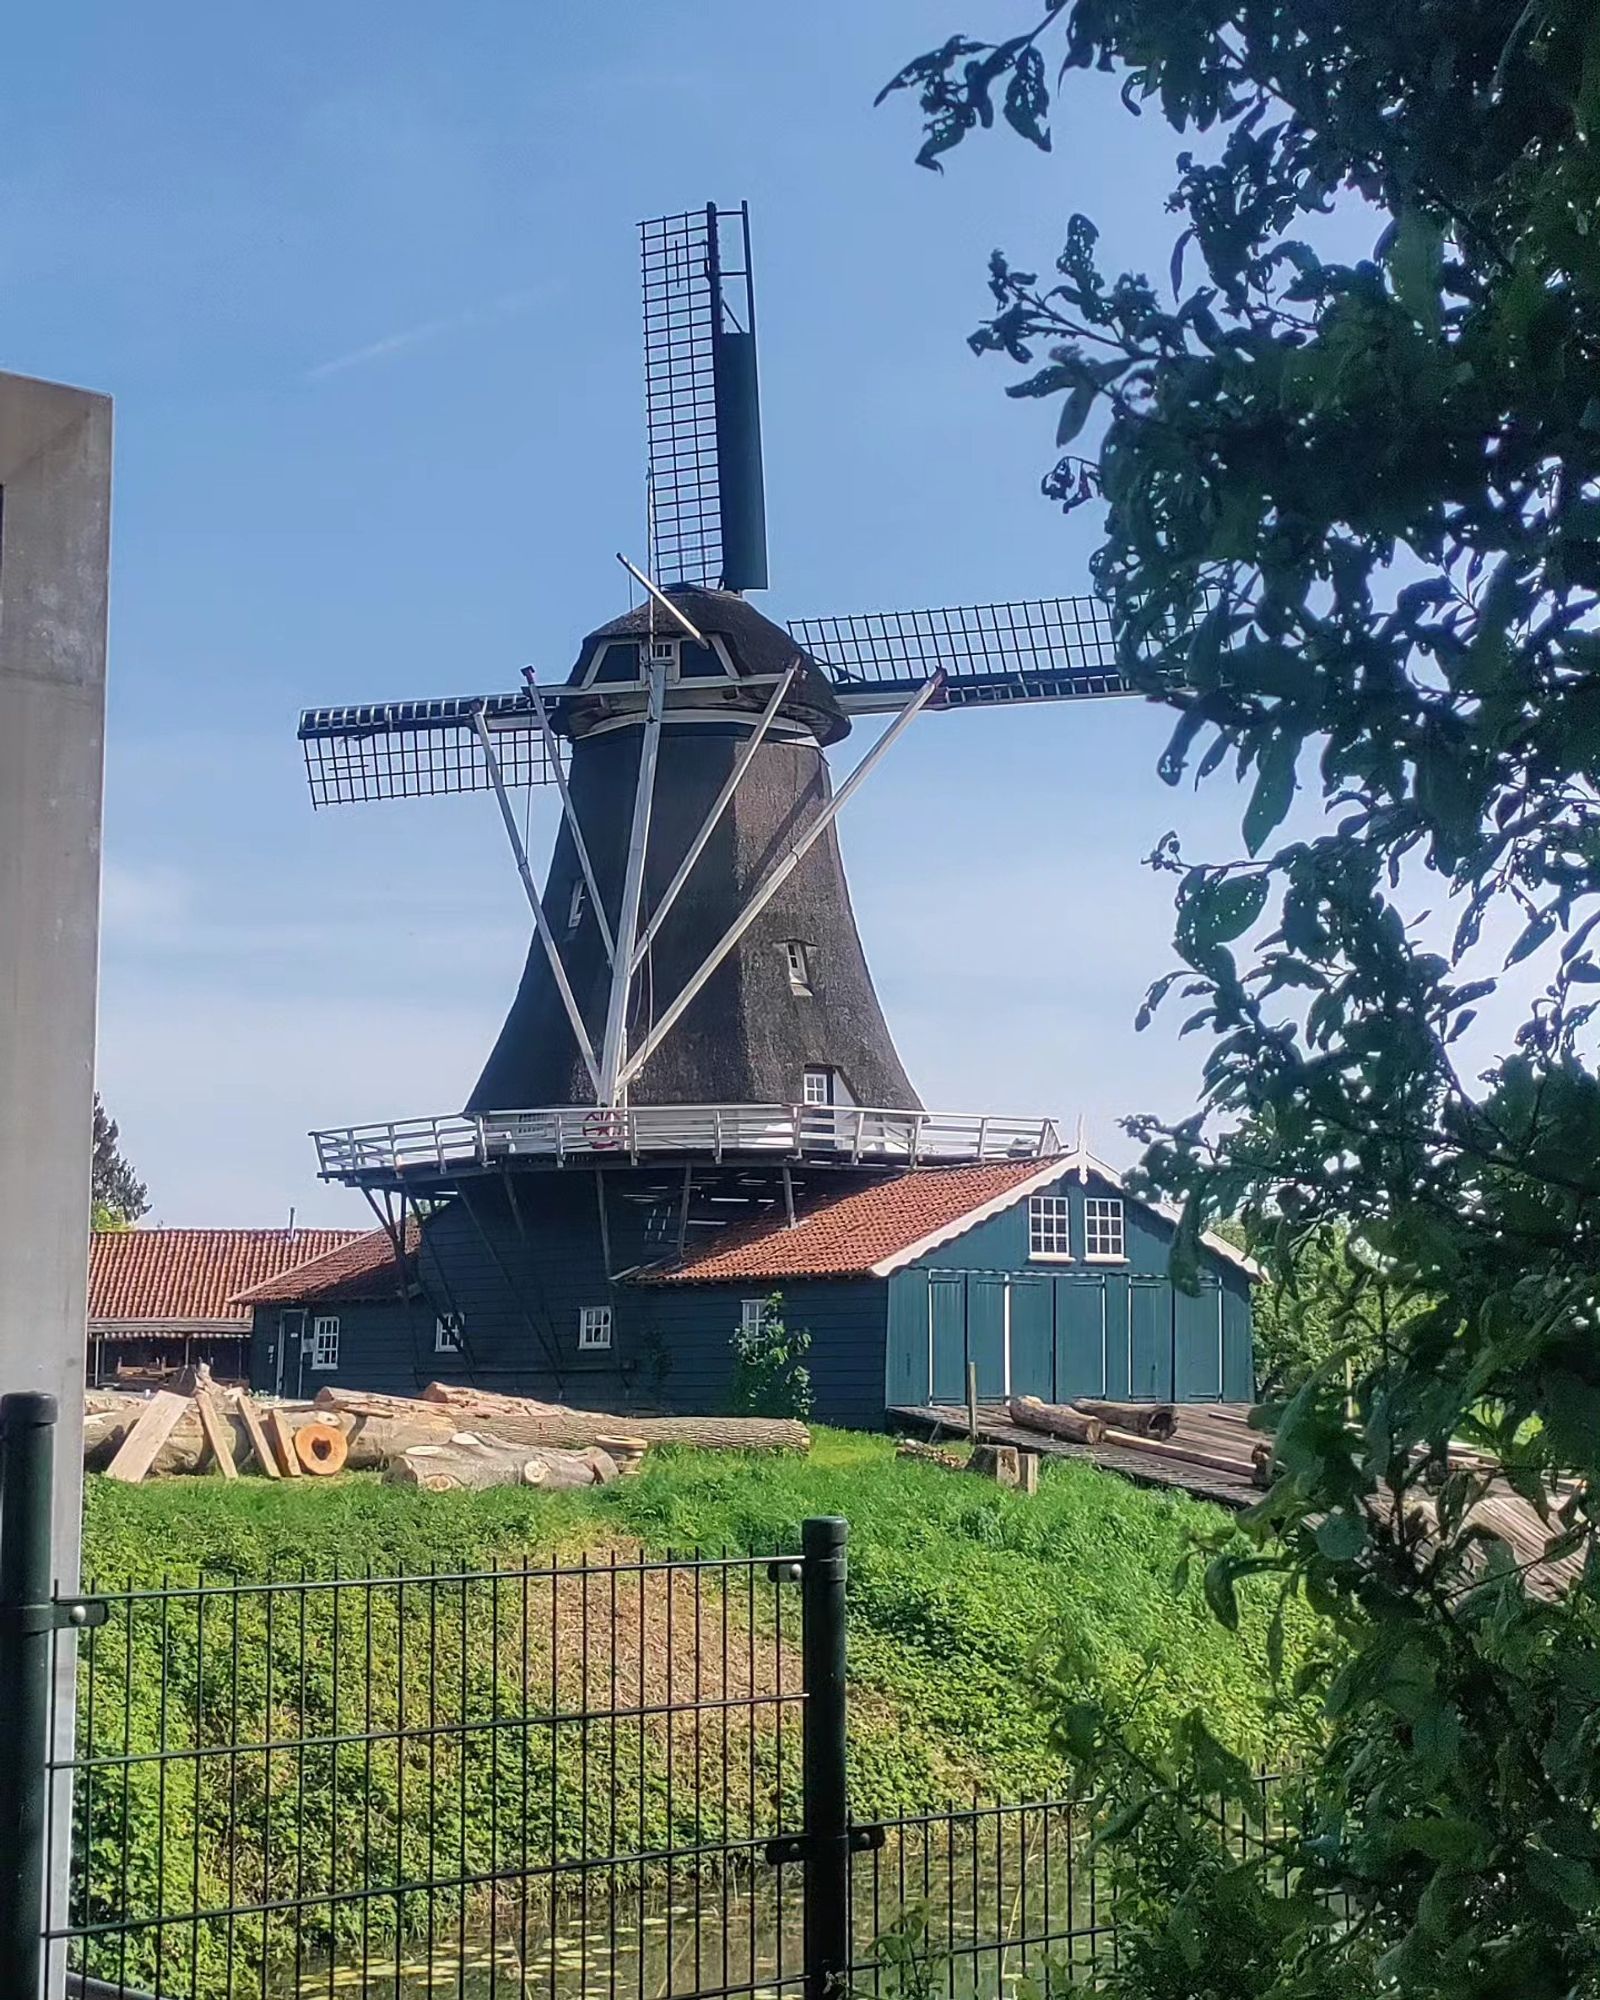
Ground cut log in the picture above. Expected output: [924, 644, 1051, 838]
[411, 1384, 809, 1454]
[294, 1421, 349, 1477]
[969, 1443, 1022, 1487]
[231, 1393, 280, 1479]
[384, 1433, 618, 1494]
[340, 1412, 459, 1470]
[195, 1389, 239, 1480]
[1006, 1396, 1105, 1446]
[896, 1440, 966, 1471]
[266, 1408, 304, 1478]
[1099, 1426, 1258, 1482]
[104, 1393, 192, 1484]
[1071, 1398, 1178, 1441]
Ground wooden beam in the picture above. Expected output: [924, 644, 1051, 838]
[103, 1392, 191, 1485]
[232, 1391, 280, 1479]
[195, 1389, 238, 1479]
[265, 1406, 303, 1478]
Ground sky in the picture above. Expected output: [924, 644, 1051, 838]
[3, 3, 1381, 1226]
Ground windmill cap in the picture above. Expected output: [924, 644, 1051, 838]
[566, 587, 850, 745]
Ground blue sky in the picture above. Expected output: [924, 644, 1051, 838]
[7, 4, 1359, 1223]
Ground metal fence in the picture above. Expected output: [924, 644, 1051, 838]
[0, 1392, 1283, 2000]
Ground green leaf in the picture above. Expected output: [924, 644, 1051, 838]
[1056, 379, 1096, 446]
[1527, 1845, 1600, 1912]
[1314, 1510, 1368, 1561]
[1243, 732, 1300, 856]
[1387, 207, 1445, 334]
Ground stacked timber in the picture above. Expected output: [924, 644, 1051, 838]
[1006, 1397, 1104, 1445]
[410, 1383, 810, 1453]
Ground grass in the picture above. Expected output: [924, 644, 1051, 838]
[85, 1427, 1311, 1796]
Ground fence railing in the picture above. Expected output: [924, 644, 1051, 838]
[0, 1393, 1285, 2000]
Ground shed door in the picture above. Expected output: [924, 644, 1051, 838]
[929, 1275, 967, 1403]
[1008, 1275, 1054, 1399]
[967, 1275, 1008, 1399]
[1053, 1275, 1107, 1399]
[1174, 1277, 1223, 1401]
[1129, 1277, 1173, 1401]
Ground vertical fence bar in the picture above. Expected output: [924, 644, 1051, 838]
[801, 1516, 849, 2000]
[0, 1391, 58, 2000]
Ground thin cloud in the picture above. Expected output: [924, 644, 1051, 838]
[304, 289, 542, 382]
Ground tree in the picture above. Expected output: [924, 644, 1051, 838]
[882, 6, 1600, 1995]
[727, 1294, 813, 1421]
[93, 1094, 148, 1229]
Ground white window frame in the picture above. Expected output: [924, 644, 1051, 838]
[740, 1298, 767, 1336]
[435, 1312, 465, 1355]
[784, 941, 813, 995]
[567, 879, 587, 933]
[578, 1305, 613, 1352]
[310, 1314, 341, 1371]
[1083, 1196, 1127, 1262]
[803, 1066, 834, 1107]
[1027, 1194, 1073, 1263]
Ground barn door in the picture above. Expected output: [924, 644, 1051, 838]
[929, 1275, 967, 1403]
[1174, 1276, 1223, 1400]
[1129, 1277, 1173, 1401]
[967, 1275, 1008, 1399]
[1007, 1275, 1053, 1399]
[1053, 1275, 1107, 1399]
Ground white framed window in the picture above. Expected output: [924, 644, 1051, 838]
[784, 941, 813, 995]
[1083, 1197, 1126, 1261]
[1028, 1195, 1073, 1262]
[578, 1305, 613, 1352]
[649, 638, 676, 664]
[567, 879, 587, 932]
[740, 1298, 767, 1336]
[435, 1312, 465, 1355]
[803, 1067, 834, 1107]
[310, 1315, 341, 1371]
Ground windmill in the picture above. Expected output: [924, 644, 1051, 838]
[299, 203, 1149, 1183]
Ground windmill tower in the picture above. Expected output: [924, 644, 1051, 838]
[301, 202, 1146, 1176]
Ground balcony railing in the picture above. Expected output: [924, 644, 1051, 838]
[311, 1104, 1064, 1180]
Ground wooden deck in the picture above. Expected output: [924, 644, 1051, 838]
[888, 1402, 1262, 1510]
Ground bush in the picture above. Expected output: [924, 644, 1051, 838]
[727, 1291, 813, 1420]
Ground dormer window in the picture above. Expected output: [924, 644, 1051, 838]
[784, 941, 813, 996]
[649, 639, 676, 663]
[803, 1067, 834, 1108]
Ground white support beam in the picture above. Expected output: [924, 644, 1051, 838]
[520, 666, 615, 966]
[630, 663, 796, 974]
[471, 710, 602, 1097]
[617, 672, 944, 1093]
[616, 551, 705, 642]
[598, 660, 667, 1103]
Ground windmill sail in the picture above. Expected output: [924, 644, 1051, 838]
[298, 693, 563, 807]
[790, 597, 1158, 712]
[641, 203, 768, 592]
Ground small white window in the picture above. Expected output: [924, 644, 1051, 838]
[567, 880, 587, 933]
[1083, 1197, 1126, 1261]
[803, 1067, 833, 1108]
[435, 1313, 465, 1355]
[310, 1315, 341, 1371]
[784, 941, 813, 995]
[740, 1298, 767, 1335]
[1028, 1195, 1073, 1262]
[578, 1305, 613, 1351]
[650, 638, 676, 662]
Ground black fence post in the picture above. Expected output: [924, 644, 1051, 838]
[0, 1390, 57, 2000]
[801, 1514, 850, 2000]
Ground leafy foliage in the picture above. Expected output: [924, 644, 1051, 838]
[92, 1092, 148, 1229]
[884, 3, 1600, 1994]
[727, 1291, 814, 1420]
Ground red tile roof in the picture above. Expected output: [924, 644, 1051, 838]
[231, 1220, 420, 1306]
[638, 1158, 1067, 1284]
[89, 1229, 364, 1337]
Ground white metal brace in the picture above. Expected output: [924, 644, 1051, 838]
[471, 709, 603, 1097]
[616, 552, 706, 643]
[520, 666, 616, 966]
[630, 662, 797, 974]
[598, 659, 667, 1103]
[616, 672, 945, 1093]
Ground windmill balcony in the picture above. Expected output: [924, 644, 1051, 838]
[311, 1103, 1064, 1184]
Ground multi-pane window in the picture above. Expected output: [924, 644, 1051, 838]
[1028, 1194, 1072, 1261]
[578, 1305, 613, 1351]
[1083, 1197, 1126, 1260]
[784, 942, 813, 995]
[310, 1315, 341, 1370]
[803, 1067, 833, 1107]
[435, 1313, 464, 1355]
[740, 1298, 767, 1336]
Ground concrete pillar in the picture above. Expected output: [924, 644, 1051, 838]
[0, 363, 111, 1614]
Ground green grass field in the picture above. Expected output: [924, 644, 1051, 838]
[85, 1427, 1310, 1793]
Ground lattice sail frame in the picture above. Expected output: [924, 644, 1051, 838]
[299, 694, 563, 808]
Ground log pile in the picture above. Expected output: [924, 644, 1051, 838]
[85, 1377, 810, 1485]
